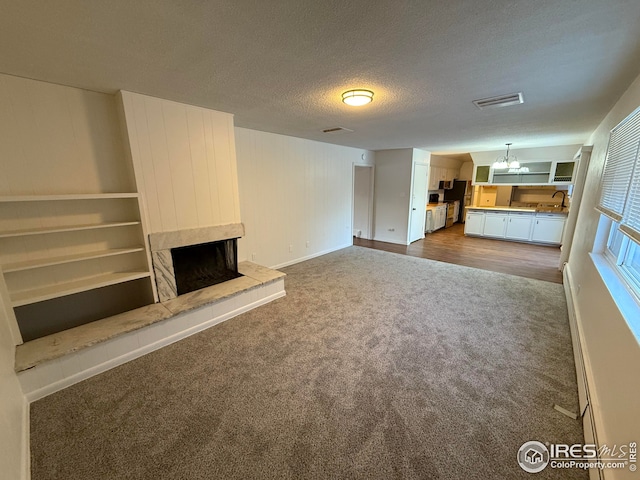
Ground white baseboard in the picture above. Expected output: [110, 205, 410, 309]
[563, 265, 604, 480]
[20, 282, 285, 402]
[270, 243, 352, 270]
[372, 235, 407, 245]
[22, 395, 30, 480]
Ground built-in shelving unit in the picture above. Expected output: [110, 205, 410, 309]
[0, 194, 155, 341]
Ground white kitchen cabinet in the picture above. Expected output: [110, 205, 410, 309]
[473, 165, 492, 185]
[483, 212, 508, 238]
[506, 212, 534, 240]
[428, 166, 442, 190]
[531, 214, 566, 244]
[425, 210, 433, 233]
[445, 168, 457, 182]
[551, 161, 577, 184]
[464, 211, 485, 235]
[433, 205, 447, 230]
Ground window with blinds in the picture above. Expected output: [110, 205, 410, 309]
[597, 106, 640, 242]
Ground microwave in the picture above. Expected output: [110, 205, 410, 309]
[439, 180, 453, 190]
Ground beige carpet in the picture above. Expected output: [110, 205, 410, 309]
[30, 246, 586, 479]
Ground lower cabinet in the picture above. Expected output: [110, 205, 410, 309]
[434, 206, 447, 230]
[465, 211, 485, 235]
[464, 209, 566, 245]
[426, 206, 447, 232]
[483, 213, 508, 238]
[531, 215, 566, 244]
[425, 210, 433, 233]
[505, 212, 534, 240]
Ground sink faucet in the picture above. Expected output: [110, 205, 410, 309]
[552, 190, 567, 208]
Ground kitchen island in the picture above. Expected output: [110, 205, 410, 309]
[464, 206, 568, 245]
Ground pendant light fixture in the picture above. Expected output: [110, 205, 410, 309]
[493, 143, 519, 169]
[342, 89, 374, 106]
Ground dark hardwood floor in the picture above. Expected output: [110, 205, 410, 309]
[353, 223, 563, 283]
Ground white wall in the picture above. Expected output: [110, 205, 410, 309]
[429, 155, 463, 170]
[235, 128, 372, 269]
[470, 144, 581, 165]
[0, 297, 27, 480]
[118, 91, 241, 234]
[353, 166, 373, 239]
[373, 149, 430, 245]
[566, 73, 640, 478]
[0, 73, 134, 195]
[459, 161, 473, 181]
[373, 149, 413, 244]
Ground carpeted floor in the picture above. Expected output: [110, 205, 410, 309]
[31, 247, 586, 479]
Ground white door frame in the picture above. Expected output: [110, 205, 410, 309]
[408, 162, 429, 244]
[352, 164, 375, 240]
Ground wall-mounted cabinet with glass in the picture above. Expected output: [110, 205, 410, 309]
[472, 160, 577, 186]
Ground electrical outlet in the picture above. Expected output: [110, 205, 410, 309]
[388, 228, 395, 232]
[289, 244, 293, 253]
[306, 241, 310, 248]
[251, 253, 256, 261]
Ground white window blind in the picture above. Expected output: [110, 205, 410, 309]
[597, 106, 640, 242]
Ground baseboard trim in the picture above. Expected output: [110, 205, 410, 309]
[563, 264, 605, 479]
[22, 288, 285, 403]
[22, 395, 30, 480]
[372, 235, 407, 245]
[270, 243, 352, 270]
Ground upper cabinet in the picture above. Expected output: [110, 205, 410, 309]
[551, 161, 577, 184]
[492, 162, 552, 185]
[428, 166, 458, 190]
[473, 165, 491, 185]
[472, 160, 578, 186]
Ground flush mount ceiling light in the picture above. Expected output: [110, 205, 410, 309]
[493, 143, 520, 169]
[342, 89, 374, 106]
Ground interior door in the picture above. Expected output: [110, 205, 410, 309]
[409, 164, 429, 243]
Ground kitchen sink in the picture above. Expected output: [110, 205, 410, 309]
[535, 205, 568, 213]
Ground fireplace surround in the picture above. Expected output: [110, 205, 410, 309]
[149, 223, 245, 302]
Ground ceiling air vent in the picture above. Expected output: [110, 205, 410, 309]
[473, 92, 524, 109]
[321, 126, 354, 134]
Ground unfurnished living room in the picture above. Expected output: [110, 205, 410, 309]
[1, 2, 640, 480]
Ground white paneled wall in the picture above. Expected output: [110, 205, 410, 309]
[0, 74, 134, 195]
[235, 128, 372, 269]
[118, 91, 241, 233]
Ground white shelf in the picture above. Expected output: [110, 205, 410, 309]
[0, 221, 140, 238]
[0, 193, 139, 202]
[10, 271, 152, 307]
[2, 247, 146, 273]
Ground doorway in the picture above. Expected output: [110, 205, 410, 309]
[353, 165, 374, 240]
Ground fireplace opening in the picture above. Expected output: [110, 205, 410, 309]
[171, 238, 242, 295]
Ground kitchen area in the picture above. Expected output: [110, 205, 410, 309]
[424, 148, 581, 248]
[424, 155, 473, 234]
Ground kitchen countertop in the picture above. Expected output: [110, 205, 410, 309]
[465, 206, 569, 214]
[426, 203, 447, 211]
[426, 202, 458, 211]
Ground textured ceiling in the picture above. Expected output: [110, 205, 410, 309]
[1, 0, 640, 153]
